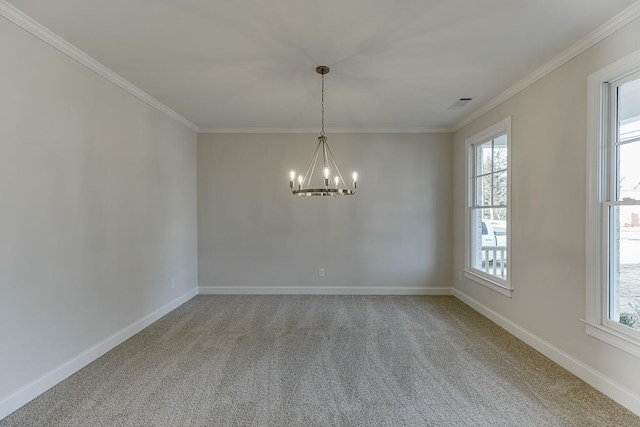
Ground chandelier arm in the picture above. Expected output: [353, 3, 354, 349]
[324, 140, 349, 188]
[306, 147, 320, 189]
[302, 139, 322, 187]
[322, 140, 328, 170]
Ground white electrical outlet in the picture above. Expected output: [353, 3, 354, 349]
[318, 268, 325, 277]
[171, 278, 176, 288]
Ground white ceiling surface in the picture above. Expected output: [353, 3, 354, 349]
[6, 0, 636, 130]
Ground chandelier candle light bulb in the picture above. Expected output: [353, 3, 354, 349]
[353, 172, 358, 189]
[288, 65, 358, 197]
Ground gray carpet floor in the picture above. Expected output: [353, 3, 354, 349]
[2, 295, 639, 426]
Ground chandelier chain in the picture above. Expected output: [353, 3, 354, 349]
[321, 73, 325, 136]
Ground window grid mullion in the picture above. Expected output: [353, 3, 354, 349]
[475, 170, 505, 178]
[470, 204, 507, 209]
[491, 139, 495, 207]
[616, 136, 640, 146]
[603, 200, 640, 207]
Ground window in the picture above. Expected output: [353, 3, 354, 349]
[587, 49, 640, 357]
[464, 117, 511, 297]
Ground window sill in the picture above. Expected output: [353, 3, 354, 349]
[463, 270, 512, 297]
[583, 320, 640, 359]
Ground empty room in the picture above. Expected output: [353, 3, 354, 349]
[2, 0, 640, 425]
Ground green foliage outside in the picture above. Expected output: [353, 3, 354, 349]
[620, 302, 640, 330]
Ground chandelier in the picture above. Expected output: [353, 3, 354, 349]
[289, 66, 358, 196]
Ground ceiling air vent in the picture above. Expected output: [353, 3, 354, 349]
[448, 98, 473, 110]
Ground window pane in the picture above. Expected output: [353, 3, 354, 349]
[471, 208, 483, 270]
[493, 135, 508, 171]
[493, 171, 507, 206]
[476, 142, 493, 176]
[471, 207, 507, 279]
[609, 205, 640, 331]
[475, 175, 492, 206]
[618, 77, 640, 143]
[617, 141, 640, 201]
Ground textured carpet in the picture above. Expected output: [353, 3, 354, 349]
[2, 295, 639, 426]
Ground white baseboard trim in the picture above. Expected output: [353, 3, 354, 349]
[198, 286, 453, 296]
[452, 288, 640, 416]
[0, 288, 198, 421]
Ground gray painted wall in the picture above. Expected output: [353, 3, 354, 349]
[0, 18, 198, 399]
[198, 133, 452, 291]
[452, 18, 640, 398]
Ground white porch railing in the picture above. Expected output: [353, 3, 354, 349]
[482, 246, 507, 278]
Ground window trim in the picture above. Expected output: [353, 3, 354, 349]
[464, 117, 512, 297]
[586, 48, 640, 358]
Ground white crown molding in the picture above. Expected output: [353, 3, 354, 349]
[198, 126, 452, 134]
[0, 0, 199, 133]
[452, 1, 640, 133]
[7, 0, 639, 137]
[0, 0, 451, 137]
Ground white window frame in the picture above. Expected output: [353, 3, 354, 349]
[464, 117, 512, 297]
[586, 48, 640, 358]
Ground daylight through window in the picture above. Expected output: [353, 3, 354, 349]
[465, 117, 511, 293]
[607, 72, 640, 333]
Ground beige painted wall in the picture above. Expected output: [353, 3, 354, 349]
[452, 19, 640, 397]
[0, 18, 198, 399]
[198, 133, 452, 291]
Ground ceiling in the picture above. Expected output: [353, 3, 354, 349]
[6, 0, 637, 130]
